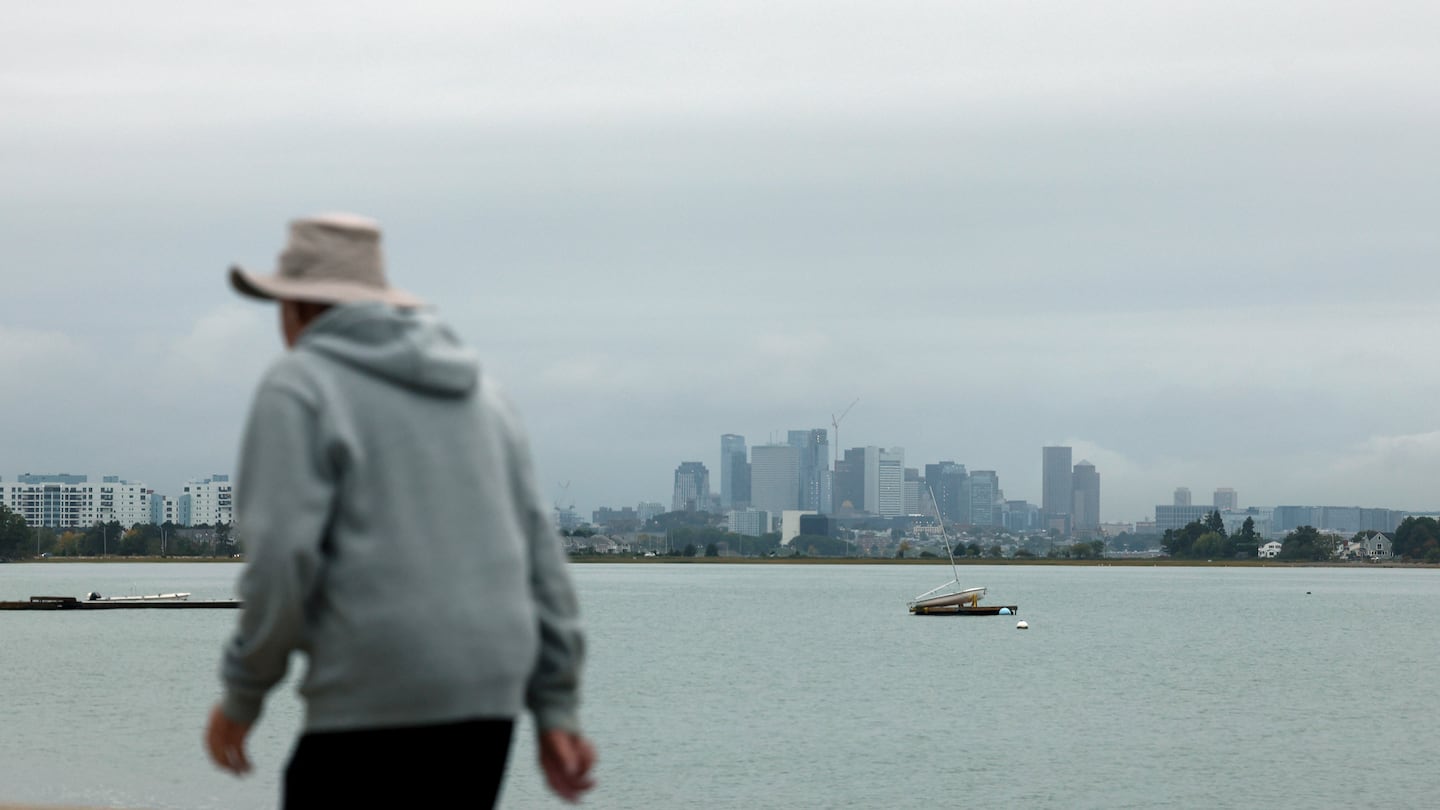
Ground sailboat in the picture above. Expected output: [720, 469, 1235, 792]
[907, 487, 986, 613]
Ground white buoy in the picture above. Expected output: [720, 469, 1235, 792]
[1016, 620, 1029, 630]
[999, 607, 1012, 615]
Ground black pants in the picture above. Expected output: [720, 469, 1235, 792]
[284, 717, 514, 809]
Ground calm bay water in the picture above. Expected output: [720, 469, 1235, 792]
[2, 561, 1436, 808]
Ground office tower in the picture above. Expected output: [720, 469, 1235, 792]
[750, 444, 803, 514]
[671, 462, 710, 512]
[787, 428, 830, 513]
[1042, 446, 1073, 524]
[903, 468, 923, 515]
[1174, 487, 1192, 507]
[1213, 488, 1237, 511]
[967, 470, 1000, 526]
[720, 434, 748, 509]
[863, 447, 905, 518]
[924, 462, 968, 524]
[833, 448, 866, 513]
[1071, 460, 1100, 532]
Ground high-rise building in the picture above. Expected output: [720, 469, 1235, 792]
[864, 447, 905, 518]
[924, 462, 968, 525]
[178, 474, 234, 527]
[1071, 460, 1101, 532]
[670, 462, 710, 512]
[1213, 488, 1238, 511]
[832, 448, 866, 513]
[1042, 446, 1073, 525]
[903, 468, 923, 515]
[1, 474, 152, 528]
[967, 470, 1001, 526]
[750, 444, 802, 515]
[720, 434, 748, 509]
[787, 428, 830, 512]
[1003, 500, 1042, 533]
[1174, 487, 1192, 507]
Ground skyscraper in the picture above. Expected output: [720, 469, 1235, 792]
[1071, 460, 1100, 532]
[671, 462, 710, 513]
[1213, 488, 1237, 511]
[832, 448, 866, 513]
[967, 470, 1000, 526]
[864, 447, 905, 518]
[1174, 487, 1192, 507]
[720, 434, 748, 509]
[1042, 446, 1073, 525]
[750, 444, 803, 514]
[924, 461, 968, 524]
[787, 428, 830, 513]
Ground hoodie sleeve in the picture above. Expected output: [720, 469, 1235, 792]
[219, 379, 335, 726]
[509, 417, 586, 733]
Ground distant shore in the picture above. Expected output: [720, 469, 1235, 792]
[9, 556, 1430, 569]
[6, 557, 240, 563]
[563, 555, 1430, 568]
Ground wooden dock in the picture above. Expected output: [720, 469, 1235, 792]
[910, 604, 1018, 616]
[0, 596, 241, 611]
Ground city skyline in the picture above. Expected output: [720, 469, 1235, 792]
[5, 3, 1438, 527]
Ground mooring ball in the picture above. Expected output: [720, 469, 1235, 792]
[1016, 620, 1029, 630]
[999, 607, 1011, 615]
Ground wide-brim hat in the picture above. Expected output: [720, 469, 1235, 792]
[229, 213, 424, 307]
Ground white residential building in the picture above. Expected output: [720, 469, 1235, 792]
[1258, 541, 1283, 559]
[0, 474, 151, 528]
[178, 475, 234, 527]
[150, 493, 179, 525]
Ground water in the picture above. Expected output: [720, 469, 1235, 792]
[2, 561, 1436, 808]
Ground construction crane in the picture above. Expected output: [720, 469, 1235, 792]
[831, 398, 858, 466]
[553, 481, 575, 528]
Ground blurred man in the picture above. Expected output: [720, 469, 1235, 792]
[205, 213, 594, 807]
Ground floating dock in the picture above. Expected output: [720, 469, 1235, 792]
[0, 596, 242, 611]
[910, 604, 1018, 616]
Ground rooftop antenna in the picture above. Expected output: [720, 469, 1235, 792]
[830, 398, 859, 466]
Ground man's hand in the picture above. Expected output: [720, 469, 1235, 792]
[204, 703, 254, 775]
[539, 728, 596, 802]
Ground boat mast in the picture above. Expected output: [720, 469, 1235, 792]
[928, 486, 960, 583]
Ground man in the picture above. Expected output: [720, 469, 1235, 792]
[205, 213, 594, 807]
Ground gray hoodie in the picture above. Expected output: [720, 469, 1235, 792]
[219, 302, 583, 734]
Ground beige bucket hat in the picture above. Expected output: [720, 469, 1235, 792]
[229, 213, 424, 307]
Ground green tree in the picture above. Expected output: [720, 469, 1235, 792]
[1162, 520, 1205, 558]
[1233, 517, 1260, 558]
[703, 542, 719, 557]
[1280, 526, 1332, 562]
[986, 544, 1003, 558]
[682, 543, 697, 558]
[1204, 510, 1227, 537]
[0, 504, 30, 560]
[1393, 517, 1440, 562]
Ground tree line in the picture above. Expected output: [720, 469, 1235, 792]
[1164, 510, 1440, 563]
[0, 505, 237, 559]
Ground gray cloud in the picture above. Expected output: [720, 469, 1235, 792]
[3, 2, 1437, 521]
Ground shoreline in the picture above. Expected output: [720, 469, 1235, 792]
[564, 556, 1435, 568]
[8, 556, 1431, 569]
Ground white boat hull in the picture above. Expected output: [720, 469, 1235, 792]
[909, 585, 985, 611]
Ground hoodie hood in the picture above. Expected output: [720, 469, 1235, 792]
[296, 302, 479, 396]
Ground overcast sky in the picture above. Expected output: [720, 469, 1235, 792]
[3, 1, 1438, 522]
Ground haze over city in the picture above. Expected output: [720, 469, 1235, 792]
[3, 2, 1437, 522]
